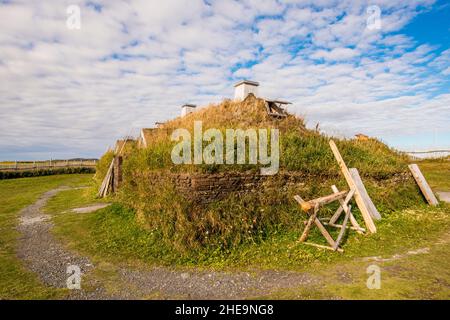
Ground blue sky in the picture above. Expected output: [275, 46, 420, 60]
[0, 0, 449, 160]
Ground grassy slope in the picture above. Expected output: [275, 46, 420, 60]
[123, 96, 408, 178]
[0, 174, 93, 299]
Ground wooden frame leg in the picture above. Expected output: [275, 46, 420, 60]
[299, 204, 319, 242]
[333, 205, 351, 251]
[314, 218, 336, 248]
[330, 186, 363, 234]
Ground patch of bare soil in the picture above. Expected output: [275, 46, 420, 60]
[72, 203, 111, 214]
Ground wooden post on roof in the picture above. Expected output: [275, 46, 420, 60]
[329, 140, 377, 234]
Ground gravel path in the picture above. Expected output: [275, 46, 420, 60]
[16, 187, 110, 299]
[117, 268, 317, 299]
[15, 187, 319, 299]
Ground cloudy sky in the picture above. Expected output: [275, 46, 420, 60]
[0, 0, 449, 160]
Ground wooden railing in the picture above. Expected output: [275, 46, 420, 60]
[405, 150, 450, 160]
[0, 160, 98, 171]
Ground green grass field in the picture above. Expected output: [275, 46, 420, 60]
[0, 174, 93, 299]
[0, 159, 449, 299]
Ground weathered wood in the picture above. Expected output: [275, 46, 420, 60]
[329, 185, 363, 234]
[349, 168, 381, 220]
[314, 218, 336, 247]
[408, 164, 439, 206]
[296, 190, 348, 212]
[329, 186, 354, 223]
[333, 205, 351, 250]
[98, 160, 114, 197]
[321, 221, 366, 233]
[329, 140, 377, 233]
[299, 204, 319, 242]
[303, 242, 344, 253]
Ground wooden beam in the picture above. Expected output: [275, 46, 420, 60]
[333, 205, 351, 250]
[299, 204, 318, 242]
[321, 221, 366, 233]
[330, 185, 363, 234]
[303, 242, 344, 253]
[349, 168, 381, 220]
[295, 190, 348, 212]
[314, 218, 336, 248]
[329, 140, 377, 233]
[408, 164, 439, 206]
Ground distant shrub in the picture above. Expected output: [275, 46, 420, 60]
[0, 167, 95, 180]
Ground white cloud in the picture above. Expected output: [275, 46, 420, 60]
[311, 47, 360, 61]
[0, 0, 448, 160]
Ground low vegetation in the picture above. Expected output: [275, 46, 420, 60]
[0, 167, 95, 180]
[0, 174, 93, 299]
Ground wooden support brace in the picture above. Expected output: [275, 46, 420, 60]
[330, 185, 363, 234]
[329, 140, 377, 233]
[303, 242, 344, 253]
[408, 164, 439, 206]
[296, 190, 348, 212]
[333, 204, 351, 251]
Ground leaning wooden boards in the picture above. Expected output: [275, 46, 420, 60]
[349, 168, 381, 220]
[329, 140, 377, 233]
[408, 164, 439, 206]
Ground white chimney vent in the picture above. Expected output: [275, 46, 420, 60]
[181, 104, 196, 117]
[234, 80, 259, 101]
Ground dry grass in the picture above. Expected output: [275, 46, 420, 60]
[97, 95, 420, 254]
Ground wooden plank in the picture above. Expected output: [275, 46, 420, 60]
[297, 190, 348, 212]
[303, 242, 344, 253]
[299, 205, 318, 242]
[314, 218, 336, 247]
[329, 140, 377, 233]
[349, 168, 381, 220]
[330, 185, 363, 234]
[98, 160, 114, 197]
[333, 205, 351, 250]
[408, 164, 439, 206]
[329, 186, 354, 223]
[321, 221, 366, 233]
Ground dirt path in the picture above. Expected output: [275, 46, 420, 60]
[16, 187, 110, 299]
[16, 187, 319, 299]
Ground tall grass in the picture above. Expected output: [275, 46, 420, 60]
[99, 95, 421, 254]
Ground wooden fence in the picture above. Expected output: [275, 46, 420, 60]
[405, 150, 450, 160]
[0, 160, 98, 172]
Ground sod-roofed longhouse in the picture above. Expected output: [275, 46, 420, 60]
[96, 81, 421, 252]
